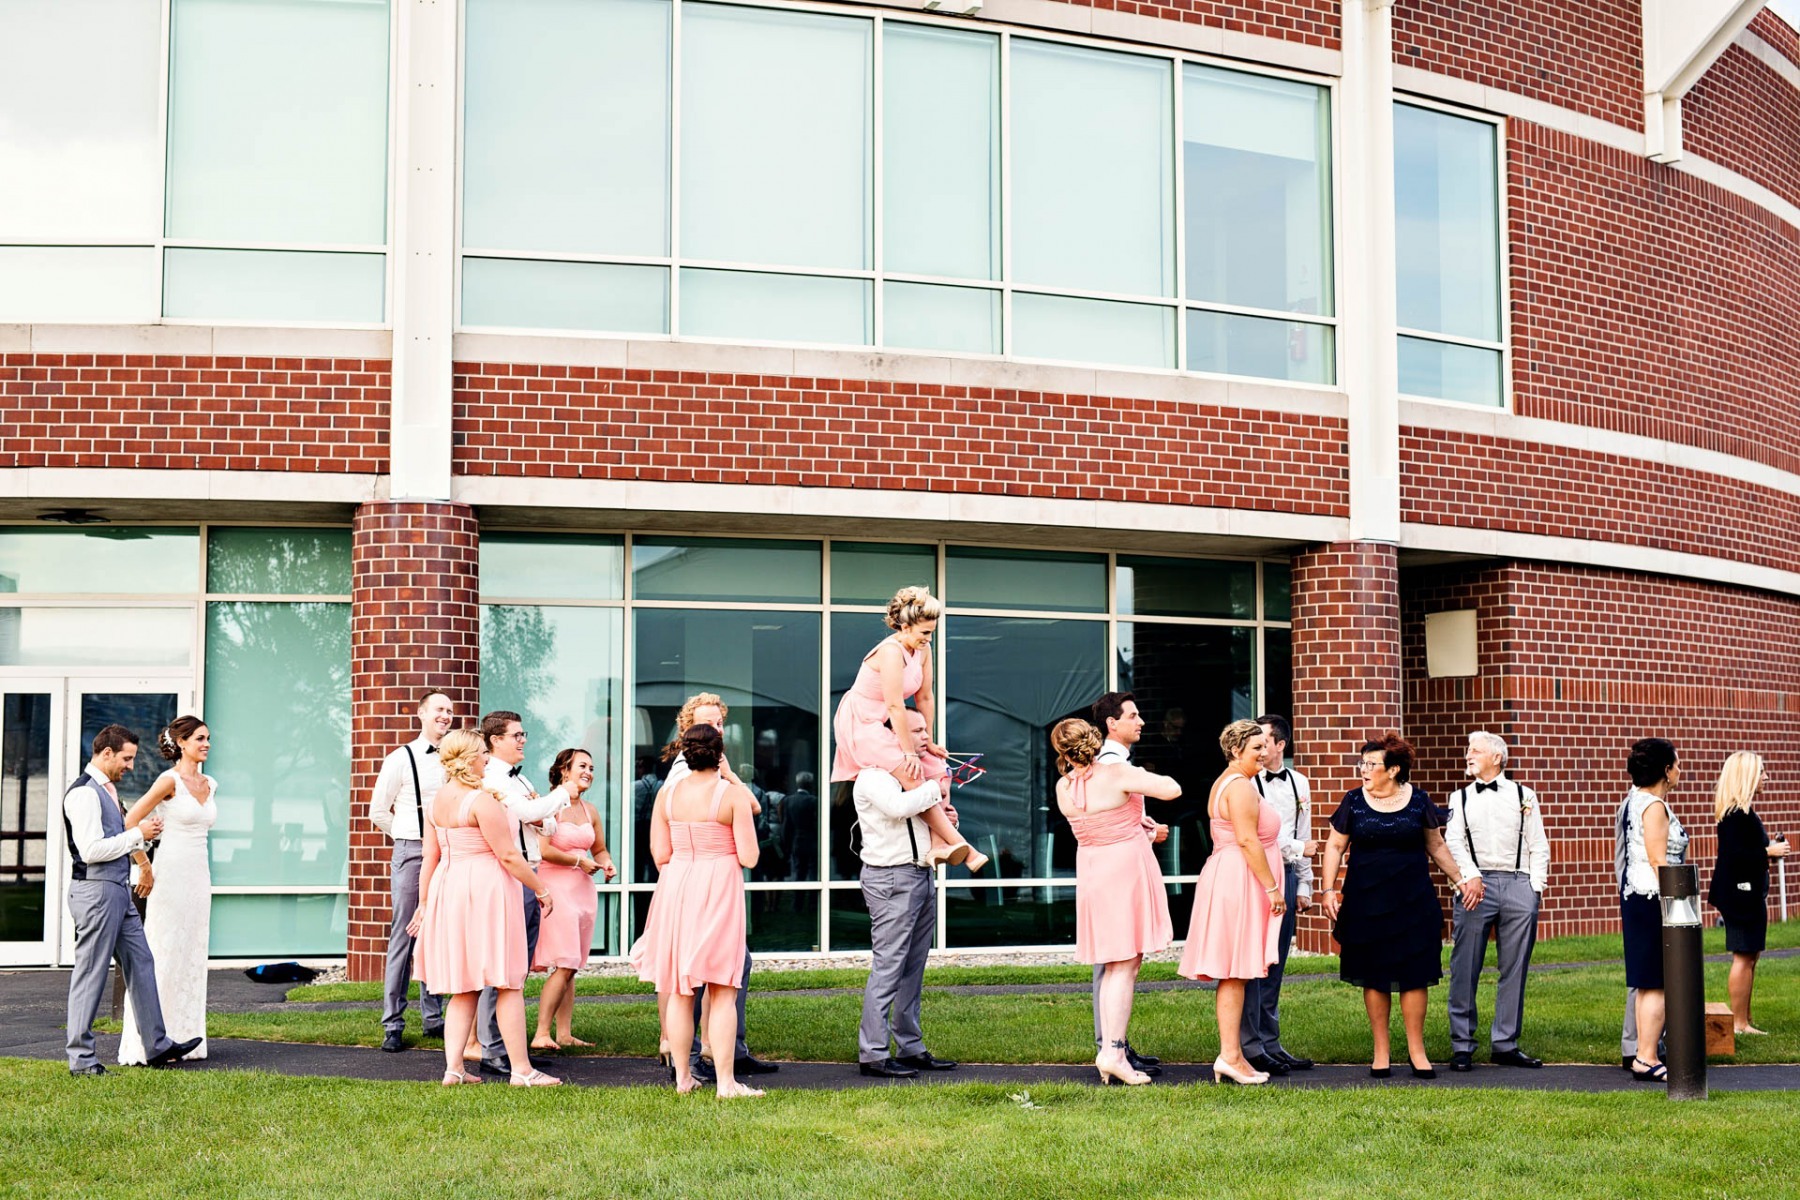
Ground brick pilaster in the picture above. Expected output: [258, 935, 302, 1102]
[347, 501, 480, 982]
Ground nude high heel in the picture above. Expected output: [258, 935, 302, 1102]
[1095, 1052, 1151, 1087]
[926, 840, 970, 867]
[1212, 1057, 1269, 1085]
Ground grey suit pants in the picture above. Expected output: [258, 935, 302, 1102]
[690, 944, 753, 1065]
[859, 864, 935, 1063]
[1448, 871, 1540, 1054]
[478, 885, 540, 1058]
[1239, 863, 1302, 1058]
[66, 880, 170, 1071]
[381, 840, 444, 1033]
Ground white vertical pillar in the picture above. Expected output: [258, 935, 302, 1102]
[1338, 0, 1400, 544]
[388, 0, 457, 501]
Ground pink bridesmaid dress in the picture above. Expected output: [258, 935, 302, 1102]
[634, 779, 747, 996]
[830, 636, 924, 782]
[418, 790, 529, 994]
[1069, 775, 1173, 964]
[533, 809, 598, 972]
[1178, 780, 1282, 983]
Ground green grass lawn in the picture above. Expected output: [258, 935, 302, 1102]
[1, 1059, 1789, 1199]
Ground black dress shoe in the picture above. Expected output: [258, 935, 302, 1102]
[734, 1054, 780, 1075]
[147, 1036, 204, 1067]
[1246, 1054, 1291, 1076]
[1622, 1055, 1636, 1071]
[1123, 1042, 1160, 1068]
[477, 1056, 512, 1077]
[70, 1063, 108, 1077]
[1273, 1050, 1314, 1071]
[1449, 1051, 1474, 1072]
[860, 1057, 920, 1078]
[380, 1029, 406, 1053]
[690, 1057, 717, 1084]
[422, 1024, 446, 1040]
[895, 1051, 957, 1071]
[1491, 1048, 1542, 1068]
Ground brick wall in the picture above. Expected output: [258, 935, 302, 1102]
[0, 354, 389, 472]
[1041, 0, 1339, 49]
[346, 502, 481, 983]
[452, 365, 1349, 516]
[1750, 6, 1800, 69]
[1684, 42, 1800, 214]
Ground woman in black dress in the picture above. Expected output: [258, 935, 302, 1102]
[1319, 732, 1468, 1078]
[1708, 751, 1791, 1035]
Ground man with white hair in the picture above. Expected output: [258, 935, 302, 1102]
[1445, 731, 1551, 1071]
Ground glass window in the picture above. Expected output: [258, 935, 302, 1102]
[1116, 555, 1254, 619]
[679, 269, 870, 347]
[1011, 40, 1173, 298]
[1186, 309, 1333, 385]
[630, 608, 821, 884]
[1012, 293, 1175, 370]
[746, 891, 820, 953]
[162, 249, 385, 324]
[0, 527, 199, 594]
[0, 608, 192, 667]
[944, 615, 1105, 882]
[681, 5, 870, 271]
[210, 894, 347, 957]
[589, 893, 623, 957]
[462, 0, 670, 257]
[481, 533, 624, 601]
[828, 609, 902, 881]
[882, 283, 1000, 356]
[946, 546, 1105, 613]
[1184, 66, 1332, 318]
[1395, 104, 1501, 343]
[1263, 561, 1291, 622]
[827, 886, 873, 951]
[945, 885, 1075, 949]
[0, 247, 155, 324]
[206, 528, 351, 595]
[1263, 626, 1292, 740]
[165, 0, 390, 245]
[883, 26, 998, 280]
[461, 258, 668, 335]
[1399, 336, 1503, 407]
[204, 601, 351, 886]
[633, 537, 820, 604]
[829, 542, 935, 606]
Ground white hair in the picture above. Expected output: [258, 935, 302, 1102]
[1468, 731, 1509, 765]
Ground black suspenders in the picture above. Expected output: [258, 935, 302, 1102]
[1459, 779, 1527, 872]
[403, 746, 424, 836]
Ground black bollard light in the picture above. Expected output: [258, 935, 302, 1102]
[1659, 863, 1706, 1101]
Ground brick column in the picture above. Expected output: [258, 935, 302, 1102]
[346, 501, 480, 982]
[1289, 541, 1401, 952]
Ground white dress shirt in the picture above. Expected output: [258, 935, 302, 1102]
[1097, 740, 1131, 765]
[64, 763, 146, 866]
[1446, 773, 1552, 893]
[368, 736, 446, 842]
[853, 769, 944, 867]
[1255, 767, 1316, 900]
[482, 758, 564, 863]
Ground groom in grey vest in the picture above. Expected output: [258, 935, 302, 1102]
[63, 725, 202, 1075]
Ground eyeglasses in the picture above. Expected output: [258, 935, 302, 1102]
[943, 753, 986, 787]
[507, 731, 528, 742]
[1357, 760, 1384, 773]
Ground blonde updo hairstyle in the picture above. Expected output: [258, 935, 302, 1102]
[886, 586, 943, 631]
[1219, 718, 1263, 760]
[1052, 718, 1104, 776]
[439, 729, 487, 788]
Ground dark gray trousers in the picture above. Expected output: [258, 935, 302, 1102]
[690, 944, 753, 1065]
[478, 885, 539, 1058]
[1239, 863, 1301, 1058]
[381, 840, 444, 1033]
[1448, 871, 1540, 1054]
[859, 864, 935, 1063]
[66, 880, 170, 1071]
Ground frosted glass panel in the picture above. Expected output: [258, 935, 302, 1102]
[1395, 104, 1500, 342]
[1399, 336, 1503, 406]
[461, 258, 667, 334]
[481, 533, 625, 601]
[462, 0, 670, 256]
[207, 528, 352, 595]
[166, 0, 390, 244]
[682, 5, 870, 270]
[0, 608, 193, 667]
[883, 283, 999, 355]
[1186, 309, 1333, 385]
[0, 527, 199, 593]
[205, 602, 351, 886]
[883, 26, 999, 280]
[163, 249, 385, 323]
[0, 247, 154, 323]
[680, 270, 869, 346]
[1011, 40, 1173, 297]
[634, 538, 821, 604]
[1012, 293, 1174, 369]
[0, 0, 162, 241]
[210, 894, 347, 957]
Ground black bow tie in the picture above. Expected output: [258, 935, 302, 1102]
[508, 765, 522, 778]
[1474, 779, 1500, 793]
[1263, 769, 1290, 785]
[424, 745, 437, 755]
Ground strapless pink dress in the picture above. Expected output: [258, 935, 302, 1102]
[533, 812, 598, 972]
[1069, 780, 1172, 964]
[830, 637, 923, 783]
[633, 779, 747, 996]
[417, 792, 528, 994]
[1178, 779, 1282, 982]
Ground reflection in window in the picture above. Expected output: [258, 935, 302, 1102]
[1263, 627, 1293, 746]
[946, 546, 1106, 614]
[828, 542, 935, 606]
[481, 532, 624, 601]
[211, 894, 347, 957]
[883, 25, 998, 280]
[1399, 335, 1504, 407]
[207, 528, 351, 595]
[1116, 554, 1255, 620]
[0, 527, 199, 594]
[1186, 309, 1333, 386]
[634, 537, 820, 604]
[944, 884, 1076, 949]
[829, 610, 901, 882]
[1012, 292, 1175, 370]
[0, 608, 193, 668]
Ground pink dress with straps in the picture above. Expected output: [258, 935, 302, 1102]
[417, 789, 529, 995]
[533, 803, 598, 972]
[830, 636, 924, 783]
[1178, 776, 1282, 982]
[1069, 773, 1173, 964]
[633, 778, 747, 996]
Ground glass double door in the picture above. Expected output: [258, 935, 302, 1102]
[0, 677, 187, 966]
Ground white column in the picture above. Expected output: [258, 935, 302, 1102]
[388, 0, 458, 501]
[1337, 0, 1399, 544]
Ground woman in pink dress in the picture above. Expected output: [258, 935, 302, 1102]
[1178, 718, 1288, 1085]
[636, 724, 763, 1098]
[409, 729, 559, 1087]
[531, 747, 615, 1052]
[1052, 719, 1181, 1086]
[830, 585, 986, 871]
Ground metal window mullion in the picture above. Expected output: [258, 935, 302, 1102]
[818, 539, 834, 953]
[155, 0, 173, 318]
[618, 529, 637, 949]
[1171, 55, 1186, 373]
[193, 523, 209, 714]
[998, 28, 1012, 358]
[1186, 299, 1341, 328]
[450, 0, 468, 330]
[871, 17, 883, 350]
[1396, 326, 1505, 352]
[668, 0, 683, 338]
[462, 248, 674, 268]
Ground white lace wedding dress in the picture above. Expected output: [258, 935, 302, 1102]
[119, 771, 217, 1064]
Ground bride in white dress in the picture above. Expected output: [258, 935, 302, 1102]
[120, 716, 218, 1065]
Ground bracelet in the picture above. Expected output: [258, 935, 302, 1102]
[535, 889, 551, 902]
[1265, 885, 1281, 895]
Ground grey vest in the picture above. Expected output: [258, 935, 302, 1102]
[64, 774, 131, 887]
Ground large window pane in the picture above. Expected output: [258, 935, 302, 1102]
[461, 259, 668, 335]
[0, 0, 162, 241]
[829, 610, 900, 882]
[0, 609, 191, 668]
[207, 528, 351, 595]
[633, 537, 820, 604]
[946, 547, 1105, 613]
[166, 0, 390, 245]
[682, 5, 869, 270]
[1186, 309, 1333, 386]
[163, 249, 385, 324]
[1012, 40, 1173, 297]
[0, 528, 199, 594]
[746, 890, 820, 952]
[883, 26, 998, 280]
[1184, 65, 1332, 317]
[481, 533, 624, 601]
[1263, 627, 1292, 746]
[827, 886, 873, 952]
[944, 616, 1105, 882]
[829, 542, 935, 606]
[1116, 555, 1254, 619]
[210, 894, 346, 957]
[630, 609, 821, 884]
[204, 602, 351, 886]
[0, 247, 155, 324]
[462, 0, 669, 256]
[1012, 293, 1174, 370]
[945, 884, 1075, 949]
[1395, 104, 1500, 342]
[882, 283, 999, 356]
[1264, 561, 1292, 622]
[680, 269, 870, 347]
[1399, 336, 1503, 406]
